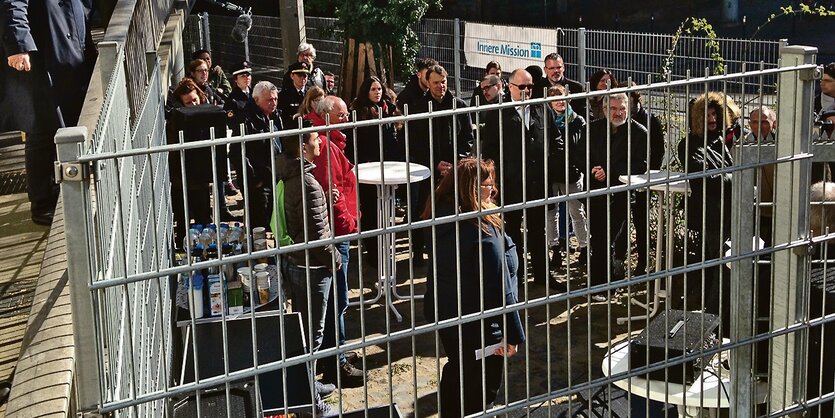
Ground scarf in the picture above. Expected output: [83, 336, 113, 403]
[554, 105, 575, 130]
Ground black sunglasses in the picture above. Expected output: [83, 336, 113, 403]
[511, 83, 535, 91]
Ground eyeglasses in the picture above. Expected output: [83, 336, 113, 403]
[195, 68, 209, 73]
[480, 184, 495, 189]
[480, 84, 498, 92]
[511, 83, 534, 91]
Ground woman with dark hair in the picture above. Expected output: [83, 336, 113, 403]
[349, 76, 401, 260]
[422, 157, 525, 417]
[587, 69, 618, 120]
[470, 60, 505, 106]
[187, 58, 224, 106]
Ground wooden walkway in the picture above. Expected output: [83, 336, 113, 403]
[0, 143, 50, 417]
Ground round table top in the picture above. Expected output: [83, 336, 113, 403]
[356, 161, 432, 185]
[619, 169, 691, 193]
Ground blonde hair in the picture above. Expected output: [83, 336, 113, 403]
[294, 86, 325, 120]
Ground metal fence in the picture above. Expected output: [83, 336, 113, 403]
[57, 38, 835, 417]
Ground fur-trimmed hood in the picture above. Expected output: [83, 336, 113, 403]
[688, 92, 739, 137]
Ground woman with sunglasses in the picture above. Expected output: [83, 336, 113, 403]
[422, 157, 525, 417]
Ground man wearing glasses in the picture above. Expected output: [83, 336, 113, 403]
[533, 53, 586, 116]
[475, 74, 505, 105]
[481, 68, 565, 291]
[576, 92, 647, 298]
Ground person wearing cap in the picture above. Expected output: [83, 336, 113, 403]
[279, 61, 310, 128]
[224, 60, 253, 116]
[282, 41, 326, 91]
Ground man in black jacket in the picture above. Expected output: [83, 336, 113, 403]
[578, 92, 647, 293]
[408, 64, 472, 260]
[1, 0, 95, 225]
[230, 80, 283, 229]
[395, 57, 437, 114]
[533, 53, 586, 116]
[482, 68, 563, 289]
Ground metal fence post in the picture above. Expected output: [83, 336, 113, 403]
[577, 27, 586, 85]
[244, 30, 251, 62]
[730, 145, 756, 417]
[453, 18, 462, 95]
[200, 12, 211, 52]
[770, 44, 817, 413]
[55, 126, 101, 415]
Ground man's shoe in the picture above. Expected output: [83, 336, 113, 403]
[315, 381, 336, 399]
[315, 398, 336, 417]
[575, 247, 588, 266]
[344, 351, 360, 365]
[591, 294, 608, 302]
[322, 361, 365, 388]
[534, 276, 568, 293]
[0, 380, 11, 406]
[31, 211, 54, 226]
[549, 246, 563, 271]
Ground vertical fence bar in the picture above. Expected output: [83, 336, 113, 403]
[55, 126, 101, 415]
[453, 18, 462, 95]
[770, 44, 817, 413]
[577, 27, 586, 85]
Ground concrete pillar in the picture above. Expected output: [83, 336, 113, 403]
[279, 0, 306, 71]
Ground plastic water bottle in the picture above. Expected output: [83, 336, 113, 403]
[219, 223, 230, 244]
[184, 223, 202, 250]
[189, 272, 205, 319]
[201, 226, 215, 247]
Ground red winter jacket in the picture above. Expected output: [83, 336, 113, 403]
[306, 112, 359, 236]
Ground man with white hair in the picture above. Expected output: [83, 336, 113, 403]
[481, 68, 563, 290]
[747, 106, 778, 142]
[578, 92, 647, 296]
[229, 80, 283, 228]
[282, 41, 326, 90]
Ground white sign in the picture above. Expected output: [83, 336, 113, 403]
[464, 22, 562, 72]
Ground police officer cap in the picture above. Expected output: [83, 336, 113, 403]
[231, 61, 252, 76]
[288, 61, 310, 75]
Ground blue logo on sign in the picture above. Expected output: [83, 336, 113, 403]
[530, 42, 541, 59]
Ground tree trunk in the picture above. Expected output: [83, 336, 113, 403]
[338, 38, 395, 104]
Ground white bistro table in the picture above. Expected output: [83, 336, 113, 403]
[601, 340, 768, 417]
[353, 161, 432, 322]
[618, 170, 690, 324]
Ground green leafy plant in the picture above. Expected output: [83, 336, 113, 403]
[658, 17, 725, 81]
[751, 4, 835, 40]
[306, 0, 441, 78]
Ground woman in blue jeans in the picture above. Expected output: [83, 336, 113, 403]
[422, 158, 526, 417]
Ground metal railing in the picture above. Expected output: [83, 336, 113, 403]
[56, 39, 835, 417]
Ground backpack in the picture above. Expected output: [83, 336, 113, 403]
[270, 180, 294, 246]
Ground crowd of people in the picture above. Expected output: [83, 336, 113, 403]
[165, 41, 835, 416]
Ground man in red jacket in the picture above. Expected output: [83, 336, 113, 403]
[306, 95, 365, 387]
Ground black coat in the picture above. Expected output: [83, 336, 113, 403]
[409, 90, 473, 173]
[631, 104, 666, 170]
[395, 73, 428, 114]
[481, 104, 561, 203]
[229, 101, 284, 185]
[550, 110, 585, 184]
[423, 202, 526, 347]
[0, 0, 95, 132]
[351, 99, 401, 163]
[224, 86, 252, 119]
[577, 118, 648, 191]
[677, 130, 733, 236]
[277, 85, 305, 129]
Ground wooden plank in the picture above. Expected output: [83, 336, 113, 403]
[356, 42, 367, 100]
[365, 42, 377, 78]
[343, 38, 356, 102]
